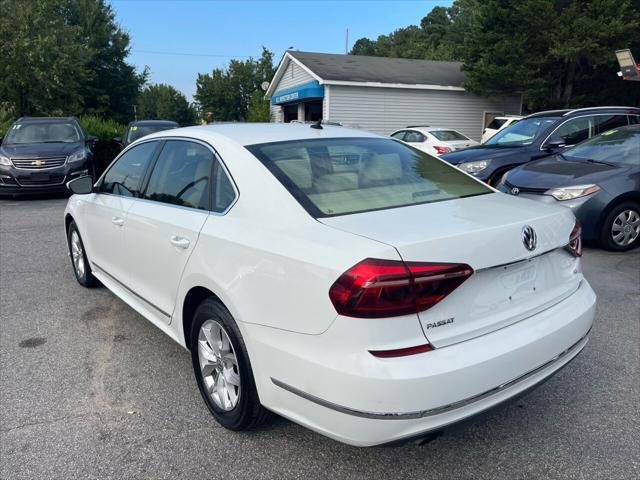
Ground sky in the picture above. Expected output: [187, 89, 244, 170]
[111, 0, 452, 100]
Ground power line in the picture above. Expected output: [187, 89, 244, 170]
[133, 49, 270, 58]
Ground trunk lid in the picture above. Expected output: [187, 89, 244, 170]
[320, 192, 581, 347]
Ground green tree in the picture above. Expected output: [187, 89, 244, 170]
[246, 90, 271, 122]
[137, 84, 197, 126]
[195, 47, 275, 122]
[0, 0, 145, 121]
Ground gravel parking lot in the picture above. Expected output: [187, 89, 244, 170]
[1, 196, 638, 480]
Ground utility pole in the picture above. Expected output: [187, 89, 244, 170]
[345, 28, 349, 54]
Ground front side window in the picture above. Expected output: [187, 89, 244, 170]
[546, 116, 594, 147]
[430, 130, 469, 141]
[4, 122, 81, 144]
[143, 140, 213, 210]
[485, 117, 559, 146]
[247, 137, 492, 218]
[100, 141, 157, 197]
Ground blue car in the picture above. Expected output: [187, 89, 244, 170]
[442, 106, 639, 184]
[498, 125, 640, 251]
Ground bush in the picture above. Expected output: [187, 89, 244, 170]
[0, 102, 16, 138]
[79, 116, 126, 176]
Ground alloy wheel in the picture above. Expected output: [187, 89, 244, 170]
[611, 209, 640, 247]
[197, 319, 241, 411]
[70, 230, 85, 278]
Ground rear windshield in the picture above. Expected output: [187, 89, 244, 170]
[430, 130, 469, 141]
[247, 137, 492, 218]
[127, 124, 177, 143]
[4, 122, 81, 144]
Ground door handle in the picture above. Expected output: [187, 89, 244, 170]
[111, 216, 124, 227]
[170, 236, 190, 249]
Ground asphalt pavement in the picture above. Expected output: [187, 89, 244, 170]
[1, 196, 638, 480]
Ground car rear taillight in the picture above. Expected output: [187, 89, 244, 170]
[434, 145, 452, 155]
[566, 220, 583, 257]
[329, 258, 474, 318]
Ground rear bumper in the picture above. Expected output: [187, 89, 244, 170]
[245, 279, 596, 446]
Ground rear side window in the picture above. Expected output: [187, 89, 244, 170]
[391, 131, 406, 141]
[430, 130, 469, 141]
[144, 140, 213, 210]
[628, 115, 638, 125]
[100, 141, 157, 197]
[595, 115, 629, 134]
[247, 137, 492, 218]
[404, 131, 425, 143]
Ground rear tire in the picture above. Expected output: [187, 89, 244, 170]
[67, 221, 99, 287]
[190, 298, 270, 430]
[599, 202, 640, 252]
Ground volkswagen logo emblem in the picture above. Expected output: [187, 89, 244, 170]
[522, 225, 537, 251]
[511, 187, 520, 196]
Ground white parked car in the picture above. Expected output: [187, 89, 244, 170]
[481, 116, 523, 143]
[390, 126, 479, 156]
[64, 124, 595, 447]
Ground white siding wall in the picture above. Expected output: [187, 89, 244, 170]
[327, 85, 522, 141]
[277, 60, 315, 90]
[269, 60, 316, 122]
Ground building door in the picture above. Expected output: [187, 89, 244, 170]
[283, 104, 298, 123]
[304, 101, 323, 121]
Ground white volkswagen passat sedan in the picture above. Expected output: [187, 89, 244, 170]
[64, 124, 596, 447]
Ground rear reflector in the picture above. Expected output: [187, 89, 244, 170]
[369, 343, 434, 358]
[329, 258, 473, 318]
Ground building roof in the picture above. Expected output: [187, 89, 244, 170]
[266, 51, 467, 97]
[289, 51, 465, 87]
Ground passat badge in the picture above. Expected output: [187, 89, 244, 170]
[522, 225, 537, 251]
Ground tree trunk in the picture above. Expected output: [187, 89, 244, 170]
[561, 59, 578, 108]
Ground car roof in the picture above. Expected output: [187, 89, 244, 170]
[141, 123, 379, 146]
[15, 116, 77, 124]
[527, 106, 640, 119]
[129, 120, 179, 127]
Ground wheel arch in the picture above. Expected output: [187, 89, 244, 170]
[596, 191, 640, 233]
[182, 286, 225, 350]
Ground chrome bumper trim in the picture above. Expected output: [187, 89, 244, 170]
[271, 328, 590, 420]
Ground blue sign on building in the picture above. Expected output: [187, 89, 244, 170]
[272, 80, 325, 105]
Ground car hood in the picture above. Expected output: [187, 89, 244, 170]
[505, 155, 628, 189]
[440, 145, 528, 164]
[0, 142, 83, 158]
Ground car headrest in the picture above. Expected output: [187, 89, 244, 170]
[359, 154, 403, 186]
[275, 157, 313, 190]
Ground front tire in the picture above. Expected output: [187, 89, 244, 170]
[67, 221, 99, 287]
[190, 298, 270, 430]
[600, 202, 640, 251]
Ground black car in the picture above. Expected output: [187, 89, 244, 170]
[442, 106, 639, 184]
[0, 117, 96, 195]
[116, 120, 179, 148]
[497, 125, 639, 251]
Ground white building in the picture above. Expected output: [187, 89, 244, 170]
[266, 51, 522, 141]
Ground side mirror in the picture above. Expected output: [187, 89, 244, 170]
[67, 175, 94, 195]
[544, 139, 566, 152]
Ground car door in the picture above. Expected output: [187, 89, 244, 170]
[123, 139, 222, 323]
[82, 141, 159, 285]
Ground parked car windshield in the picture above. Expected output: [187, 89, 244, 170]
[3, 122, 81, 144]
[127, 124, 177, 143]
[247, 137, 492, 218]
[430, 130, 470, 141]
[485, 117, 559, 146]
[564, 127, 640, 166]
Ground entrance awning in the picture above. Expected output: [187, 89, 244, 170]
[272, 80, 324, 105]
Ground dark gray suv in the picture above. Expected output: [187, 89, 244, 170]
[0, 117, 96, 195]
